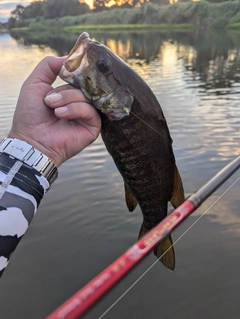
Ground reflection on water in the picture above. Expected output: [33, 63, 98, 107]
[0, 30, 240, 319]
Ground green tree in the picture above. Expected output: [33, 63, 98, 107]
[8, 0, 90, 22]
[10, 4, 25, 20]
[22, 1, 45, 19]
[96, 0, 168, 10]
[150, 0, 170, 5]
[43, 0, 90, 18]
[7, 17, 17, 29]
[93, 0, 106, 11]
[206, 0, 230, 3]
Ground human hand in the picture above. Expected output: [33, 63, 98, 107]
[8, 56, 101, 167]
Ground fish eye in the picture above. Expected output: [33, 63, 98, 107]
[97, 58, 111, 73]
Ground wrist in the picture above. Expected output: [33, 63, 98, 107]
[0, 137, 58, 190]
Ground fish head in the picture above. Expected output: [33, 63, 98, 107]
[60, 32, 134, 121]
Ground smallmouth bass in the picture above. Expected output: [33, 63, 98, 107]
[60, 32, 185, 270]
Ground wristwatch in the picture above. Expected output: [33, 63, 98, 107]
[0, 138, 58, 187]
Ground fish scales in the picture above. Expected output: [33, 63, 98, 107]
[60, 32, 185, 270]
[100, 106, 175, 228]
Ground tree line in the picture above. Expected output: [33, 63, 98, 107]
[10, 0, 89, 21]
[9, 0, 176, 23]
[8, 0, 235, 28]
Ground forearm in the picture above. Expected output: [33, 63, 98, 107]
[0, 152, 50, 277]
[0, 55, 100, 279]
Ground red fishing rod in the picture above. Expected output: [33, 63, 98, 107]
[46, 156, 240, 319]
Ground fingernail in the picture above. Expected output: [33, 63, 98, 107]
[55, 106, 68, 115]
[45, 93, 62, 103]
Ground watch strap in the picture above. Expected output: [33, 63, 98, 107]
[0, 138, 58, 187]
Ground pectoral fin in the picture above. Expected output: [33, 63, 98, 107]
[138, 223, 175, 271]
[170, 164, 185, 209]
[124, 182, 138, 212]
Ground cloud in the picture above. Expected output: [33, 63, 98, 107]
[0, 1, 31, 22]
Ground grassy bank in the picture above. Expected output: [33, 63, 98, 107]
[227, 22, 240, 30]
[8, 1, 240, 33]
[63, 23, 194, 32]
[10, 23, 194, 35]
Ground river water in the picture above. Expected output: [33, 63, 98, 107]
[0, 30, 240, 319]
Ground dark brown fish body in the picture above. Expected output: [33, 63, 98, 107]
[100, 98, 175, 229]
[60, 32, 185, 270]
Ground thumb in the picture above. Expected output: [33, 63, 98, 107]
[25, 56, 67, 86]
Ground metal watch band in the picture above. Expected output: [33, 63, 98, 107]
[0, 138, 58, 187]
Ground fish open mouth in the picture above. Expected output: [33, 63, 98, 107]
[63, 32, 90, 73]
[59, 33, 90, 88]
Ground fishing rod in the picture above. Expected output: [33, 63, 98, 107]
[46, 155, 240, 319]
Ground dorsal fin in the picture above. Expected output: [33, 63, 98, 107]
[170, 164, 185, 208]
[124, 182, 138, 212]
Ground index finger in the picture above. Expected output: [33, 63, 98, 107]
[25, 56, 67, 86]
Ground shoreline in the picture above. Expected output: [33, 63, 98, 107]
[9, 23, 195, 34]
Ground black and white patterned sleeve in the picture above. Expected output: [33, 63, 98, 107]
[0, 153, 50, 277]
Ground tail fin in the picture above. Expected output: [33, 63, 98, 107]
[153, 235, 175, 271]
[139, 223, 175, 271]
